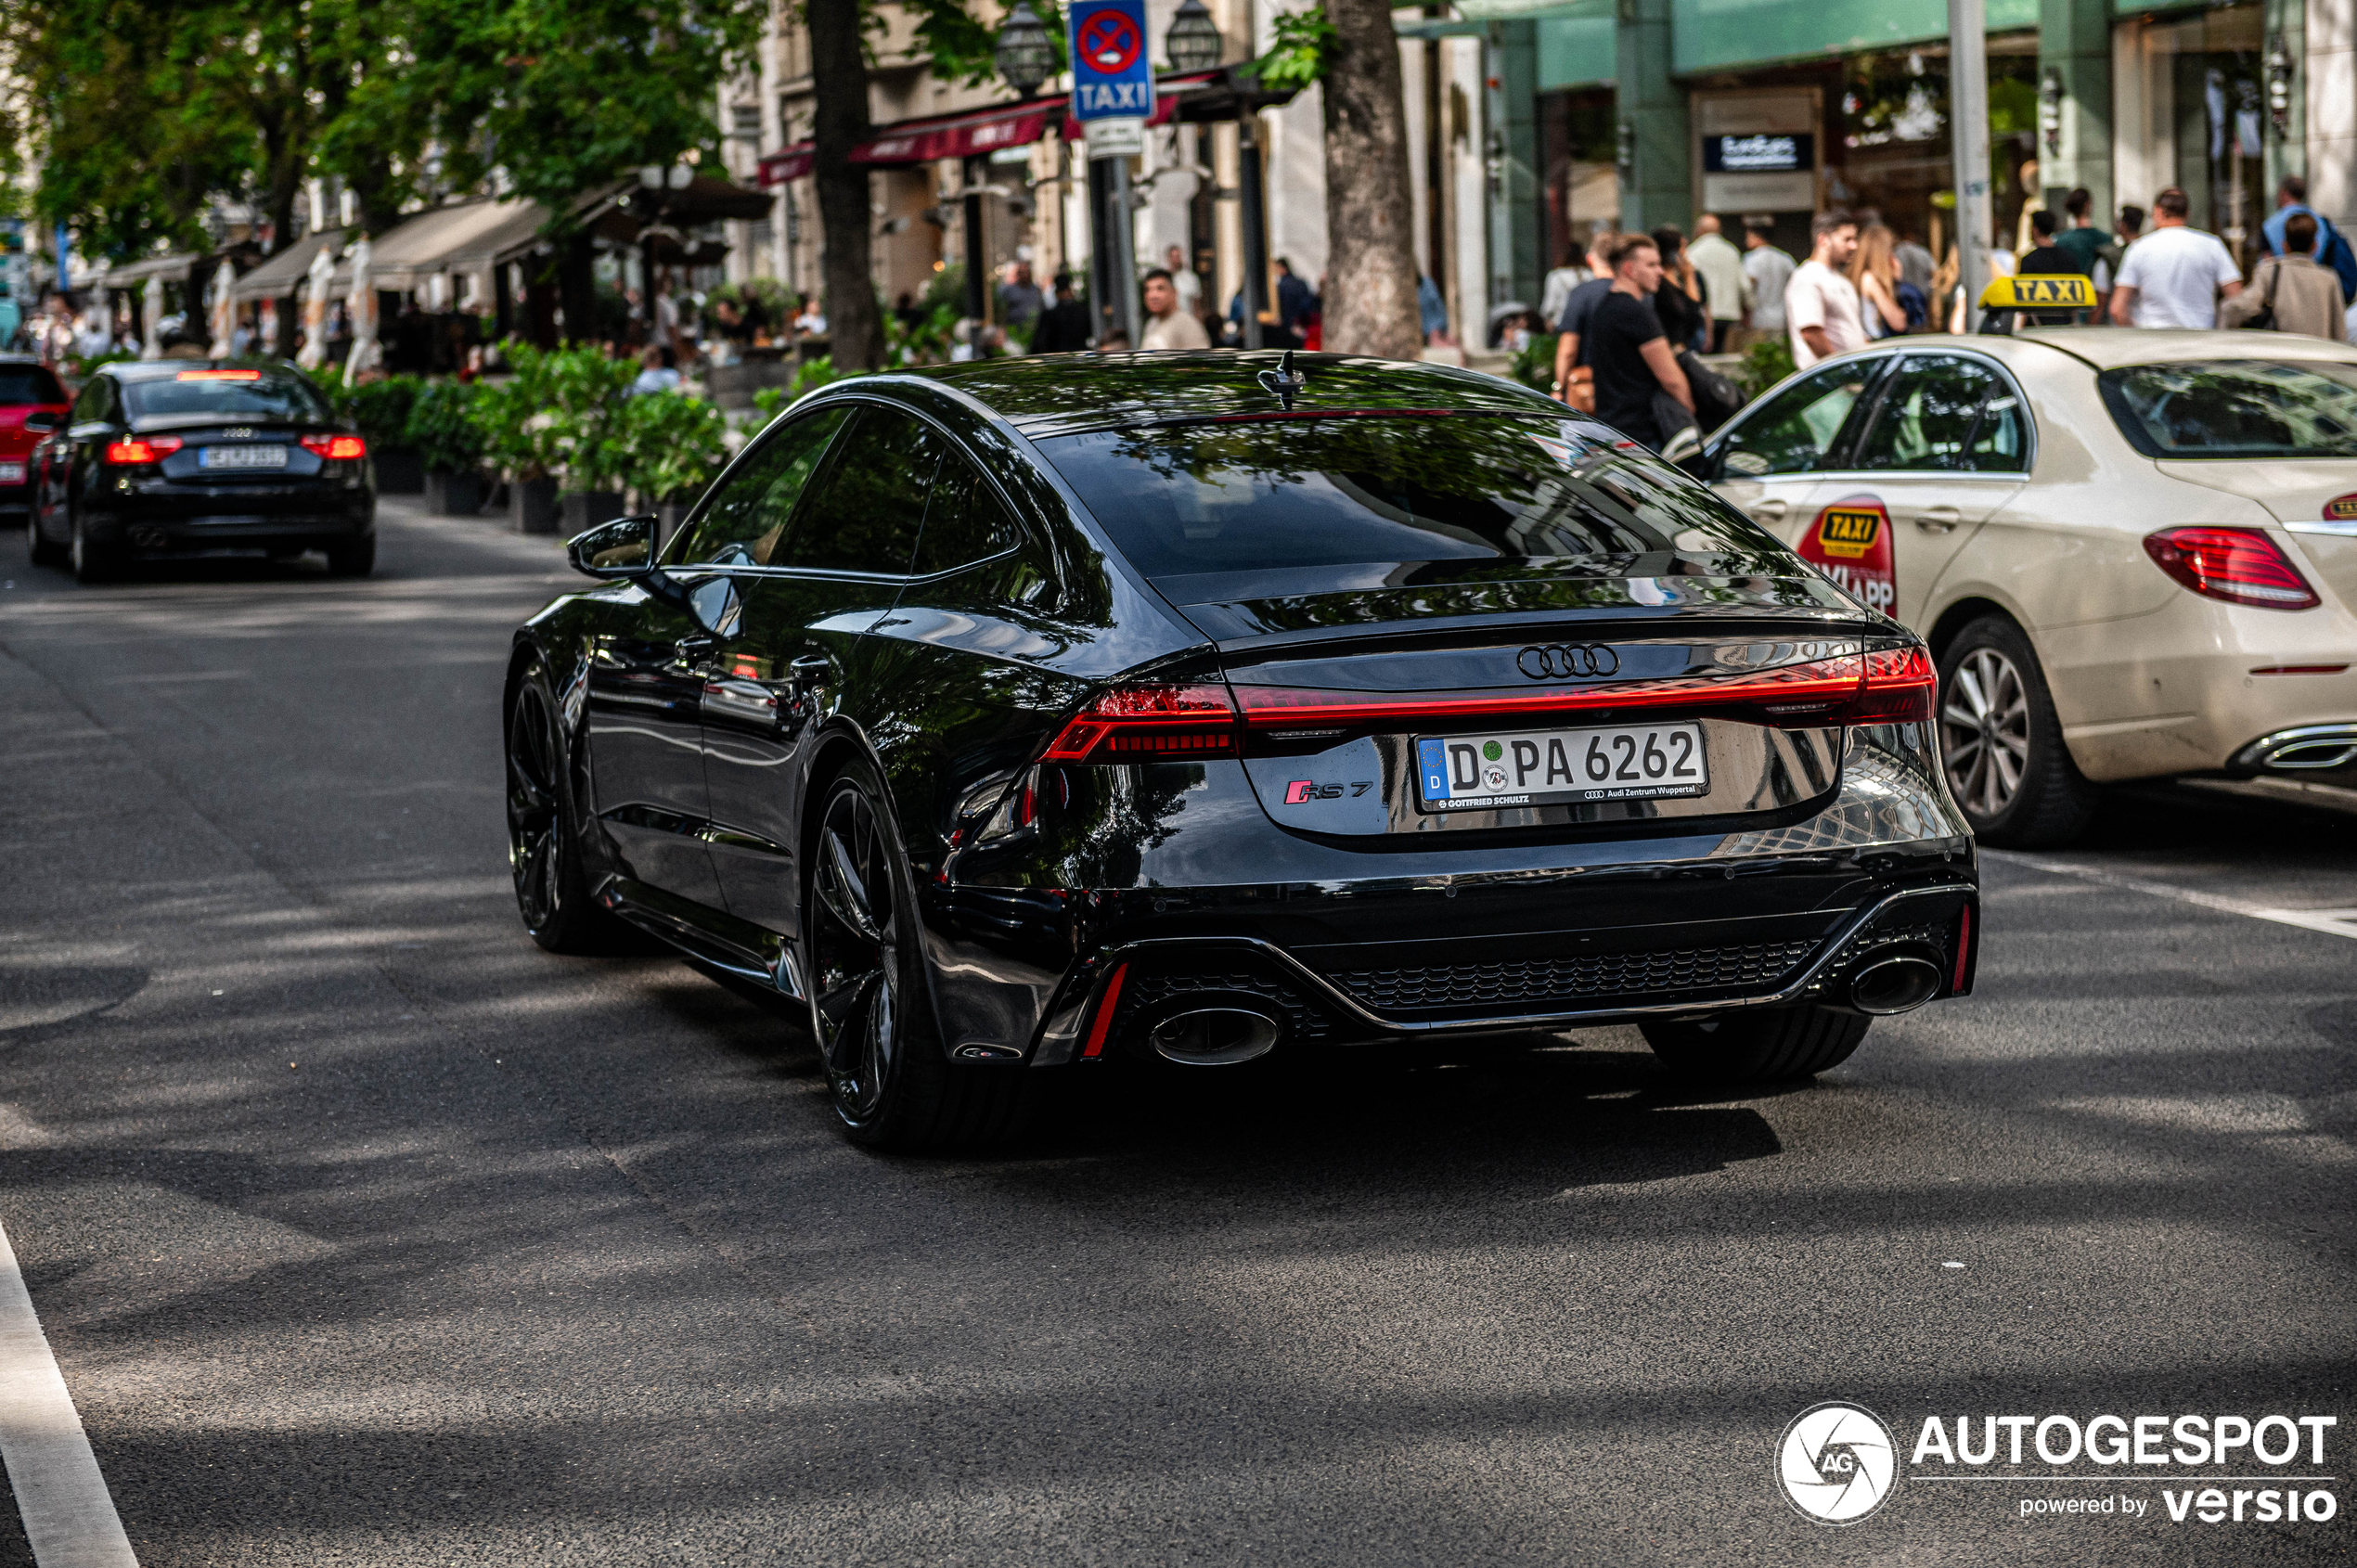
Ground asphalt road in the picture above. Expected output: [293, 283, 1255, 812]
[0, 498, 2351, 1566]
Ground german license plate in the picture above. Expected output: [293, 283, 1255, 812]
[200, 443, 287, 470]
[0, 462, 24, 483]
[1416, 723, 1709, 810]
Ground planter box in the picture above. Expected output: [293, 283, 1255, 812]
[423, 469, 483, 517]
[509, 475, 560, 535]
[373, 446, 425, 495]
[560, 490, 625, 534]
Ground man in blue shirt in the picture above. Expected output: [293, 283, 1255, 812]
[2262, 174, 2324, 259]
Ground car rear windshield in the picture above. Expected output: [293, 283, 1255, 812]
[2098, 360, 2357, 457]
[1035, 416, 1792, 599]
[121, 370, 333, 424]
[0, 366, 68, 405]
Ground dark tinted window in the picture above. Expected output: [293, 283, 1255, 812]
[772, 406, 941, 574]
[670, 406, 850, 567]
[1718, 361, 1878, 477]
[912, 455, 1020, 576]
[2099, 360, 2357, 457]
[0, 366, 67, 405]
[120, 369, 332, 422]
[1037, 416, 1790, 596]
[1854, 355, 2029, 472]
[71, 379, 112, 423]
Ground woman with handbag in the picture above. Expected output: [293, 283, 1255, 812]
[2222, 212, 2347, 339]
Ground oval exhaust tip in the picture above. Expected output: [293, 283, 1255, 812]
[1149, 1008, 1281, 1065]
[1848, 955, 1943, 1016]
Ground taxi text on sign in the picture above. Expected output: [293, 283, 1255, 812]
[1068, 0, 1153, 121]
[1800, 495, 1897, 618]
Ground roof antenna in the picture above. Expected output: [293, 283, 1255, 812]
[1256, 349, 1305, 411]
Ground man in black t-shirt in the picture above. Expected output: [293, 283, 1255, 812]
[1587, 234, 1694, 451]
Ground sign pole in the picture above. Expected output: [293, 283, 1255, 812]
[1947, 0, 1993, 326]
[1067, 0, 1152, 350]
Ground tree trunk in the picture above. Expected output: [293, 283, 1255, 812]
[805, 0, 883, 371]
[1318, 0, 1423, 360]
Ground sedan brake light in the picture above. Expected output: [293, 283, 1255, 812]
[103, 435, 184, 465]
[1040, 684, 1237, 762]
[2143, 527, 2320, 610]
[300, 433, 367, 460]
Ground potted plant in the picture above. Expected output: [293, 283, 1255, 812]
[476, 341, 565, 534]
[406, 379, 487, 515]
[549, 347, 640, 533]
[615, 390, 737, 547]
[346, 374, 425, 494]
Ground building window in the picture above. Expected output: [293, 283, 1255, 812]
[1539, 88, 1617, 273]
[731, 102, 763, 141]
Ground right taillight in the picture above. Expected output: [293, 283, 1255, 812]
[1848, 646, 1937, 725]
[2144, 527, 2320, 610]
[1040, 683, 1238, 763]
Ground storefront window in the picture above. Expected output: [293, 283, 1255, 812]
[1540, 89, 1618, 272]
[1824, 37, 2040, 265]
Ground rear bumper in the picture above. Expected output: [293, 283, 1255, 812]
[917, 723, 1978, 1066]
[81, 506, 373, 554]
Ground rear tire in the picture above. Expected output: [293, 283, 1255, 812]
[806, 758, 1035, 1152]
[326, 533, 376, 577]
[1936, 614, 2097, 848]
[1641, 1006, 1871, 1082]
[70, 512, 118, 585]
[26, 512, 65, 568]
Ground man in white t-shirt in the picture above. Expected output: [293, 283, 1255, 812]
[1785, 210, 1864, 369]
[2109, 186, 2243, 328]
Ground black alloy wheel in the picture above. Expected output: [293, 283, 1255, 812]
[1639, 1006, 1872, 1081]
[805, 760, 1033, 1150]
[70, 508, 117, 585]
[1936, 614, 2097, 848]
[26, 510, 64, 568]
[505, 661, 612, 953]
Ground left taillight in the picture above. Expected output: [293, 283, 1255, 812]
[2144, 527, 2320, 610]
[103, 435, 183, 466]
[1040, 683, 1239, 763]
[300, 433, 367, 460]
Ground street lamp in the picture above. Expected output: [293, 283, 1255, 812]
[1165, 0, 1224, 74]
[994, 1, 1056, 99]
[2266, 32, 2296, 140]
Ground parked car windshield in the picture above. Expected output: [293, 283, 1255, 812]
[0, 366, 68, 405]
[120, 369, 334, 424]
[1037, 416, 1794, 600]
[2099, 360, 2357, 457]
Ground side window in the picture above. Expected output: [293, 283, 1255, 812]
[910, 454, 1020, 576]
[668, 406, 850, 568]
[770, 406, 945, 575]
[1717, 362, 1879, 477]
[1853, 357, 2029, 474]
[71, 379, 112, 424]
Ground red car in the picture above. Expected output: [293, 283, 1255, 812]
[1, 356, 71, 527]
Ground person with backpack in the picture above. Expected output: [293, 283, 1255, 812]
[2223, 212, 2348, 340]
[2261, 174, 2357, 299]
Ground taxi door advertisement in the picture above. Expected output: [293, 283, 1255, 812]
[1801, 494, 1896, 618]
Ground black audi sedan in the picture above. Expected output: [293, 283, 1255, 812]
[28, 360, 375, 582]
[508, 352, 1977, 1150]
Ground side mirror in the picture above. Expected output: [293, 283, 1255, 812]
[21, 411, 61, 434]
[1659, 426, 1704, 469]
[566, 514, 658, 579]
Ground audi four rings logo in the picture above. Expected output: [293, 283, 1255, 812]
[1516, 644, 1619, 679]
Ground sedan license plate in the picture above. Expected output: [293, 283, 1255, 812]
[200, 443, 287, 470]
[0, 461, 24, 484]
[1417, 723, 1708, 811]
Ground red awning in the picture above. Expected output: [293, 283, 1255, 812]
[758, 82, 1208, 186]
[758, 144, 814, 187]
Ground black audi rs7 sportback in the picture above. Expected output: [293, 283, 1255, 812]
[507, 351, 1977, 1150]
[28, 361, 376, 582]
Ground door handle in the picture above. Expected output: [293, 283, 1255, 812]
[1915, 506, 1962, 533]
[790, 655, 831, 688]
[1752, 498, 1788, 522]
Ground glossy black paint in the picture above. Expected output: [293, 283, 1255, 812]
[509, 353, 1977, 1073]
[28, 360, 374, 565]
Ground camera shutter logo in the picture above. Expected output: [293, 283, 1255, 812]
[1778, 1402, 1900, 1524]
[1516, 643, 1619, 680]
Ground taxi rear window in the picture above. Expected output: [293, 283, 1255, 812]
[2099, 360, 2357, 457]
[1035, 415, 1793, 600]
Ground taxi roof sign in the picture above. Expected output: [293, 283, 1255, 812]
[1978, 274, 2095, 310]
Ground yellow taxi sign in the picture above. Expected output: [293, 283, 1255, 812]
[1978, 273, 2095, 310]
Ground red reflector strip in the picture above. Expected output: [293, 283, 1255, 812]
[1080, 962, 1128, 1059]
[2249, 664, 2350, 675]
[1952, 904, 1973, 993]
[174, 368, 262, 380]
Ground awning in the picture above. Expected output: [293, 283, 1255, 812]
[758, 145, 814, 187]
[329, 199, 539, 290]
[230, 229, 346, 301]
[101, 252, 201, 287]
[768, 82, 1208, 180]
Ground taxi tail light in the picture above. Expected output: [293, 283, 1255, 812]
[1040, 683, 1238, 763]
[300, 433, 367, 460]
[103, 435, 183, 465]
[2143, 527, 2320, 610]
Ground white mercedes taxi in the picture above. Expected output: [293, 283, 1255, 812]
[1685, 316, 2357, 847]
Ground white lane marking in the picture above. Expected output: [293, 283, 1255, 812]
[1988, 851, 2357, 941]
[0, 1217, 140, 1567]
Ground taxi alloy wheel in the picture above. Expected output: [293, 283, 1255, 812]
[1940, 647, 2030, 819]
